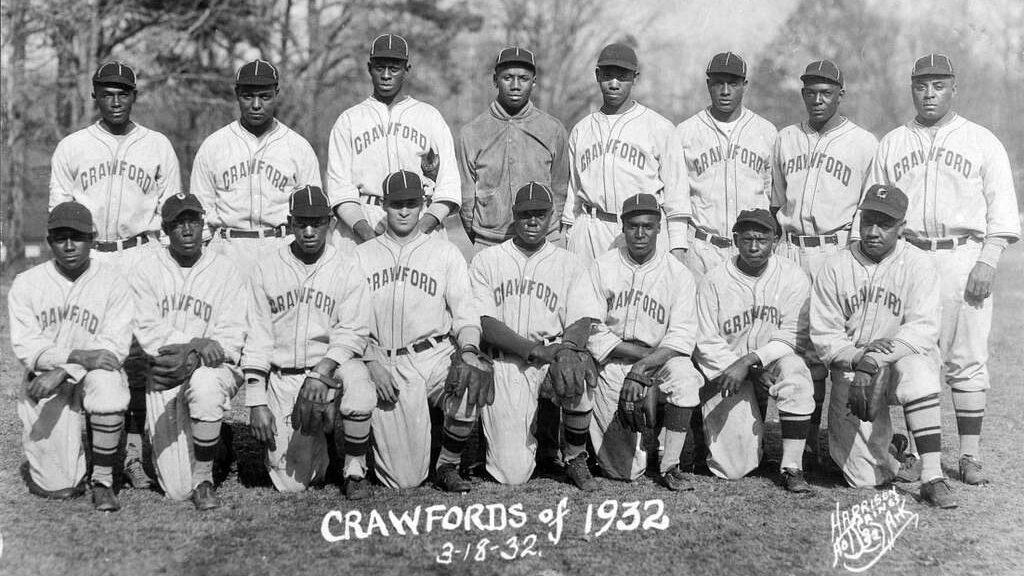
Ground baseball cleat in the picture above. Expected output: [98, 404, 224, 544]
[435, 463, 471, 493]
[781, 467, 812, 493]
[660, 464, 695, 492]
[565, 454, 599, 492]
[344, 476, 372, 500]
[920, 477, 958, 509]
[191, 481, 221, 511]
[958, 455, 989, 485]
[91, 482, 121, 512]
[124, 458, 154, 489]
[895, 454, 921, 482]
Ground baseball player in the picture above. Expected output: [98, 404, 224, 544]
[811, 184, 956, 508]
[353, 171, 490, 492]
[694, 209, 814, 492]
[8, 202, 132, 511]
[663, 52, 778, 277]
[129, 193, 246, 509]
[190, 59, 321, 271]
[49, 61, 182, 490]
[457, 46, 570, 246]
[562, 43, 676, 262]
[242, 186, 377, 499]
[327, 33, 460, 250]
[470, 182, 598, 490]
[771, 59, 878, 464]
[566, 193, 703, 488]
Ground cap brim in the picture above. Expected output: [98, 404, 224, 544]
[513, 200, 552, 213]
[911, 68, 954, 78]
[858, 201, 904, 220]
[290, 206, 332, 218]
[93, 77, 136, 88]
[732, 217, 776, 233]
[236, 78, 279, 87]
[800, 73, 841, 85]
[47, 220, 93, 233]
[370, 52, 409, 62]
[383, 190, 424, 203]
[597, 60, 638, 72]
[496, 58, 536, 71]
[162, 206, 205, 222]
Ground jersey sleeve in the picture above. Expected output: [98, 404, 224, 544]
[296, 135, 323, 188]
[809, 261, 857, 366]
[694, 278, 738, 379]
[424, 108, 461, 224]
[8, 273, 67, 371]
[445, 245, 482, 337]
[892, 252, 941, 353]
[770, 133, 787, 210]
[550, 122, 571, 230]
[468, 251, 498, 319]
[456, 130, 478, 235]
[154, 135, 183, 207]
[324, 258, 372, 365]
[240, 265, 274, 374]
[189, 139, 218, 224]
[562, 133, 581, 227]
[325, 112, 359, 208]
[568, 263, 620, 362]
[980, 133, 1021, 241]
[48, 139, 77, 209]
[661, 127, 692, 250]
[658, 265, 698, 354]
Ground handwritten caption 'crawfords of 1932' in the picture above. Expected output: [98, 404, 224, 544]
[831, 486, 919, 573]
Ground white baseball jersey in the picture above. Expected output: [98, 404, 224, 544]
[562, 102, 674, 222]
[190, 120, 321, 230]
[243, 244, 371, 372]
[567, 248, 698, 361]
[353, 233, 478, 350]
[772, 118, 877, 236]
[49, 122, 181, 242]
[663, 107, 777, 246]
[9, 260, 132, 372]
[869, 114, 1020, 241]
[695, 256, 810, 379]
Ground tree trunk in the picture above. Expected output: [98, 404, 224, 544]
[3, 0, 29, 262]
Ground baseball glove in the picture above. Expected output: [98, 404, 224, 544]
[445, 349, 495, 408]
[420, 147, 439, 183]
[149, 343, 201, 391]
[617, 370, 658, 432]
[548, 344, 598, 402]
[848, 356, 886, 422]
[291, 376, 339, 435]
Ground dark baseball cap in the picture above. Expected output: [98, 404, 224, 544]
[706, 52, 747, 78]
[732, 209, 778, 234]
[495, 46, 536, 71]
[382, 170, 424, 202]
[859, 184, 908, 220]
[48, 202, 94, 233]
[621, 193, 661, 219]
[236, 59, 279, 87]
[800, 59, 843, 87]
[513, 182, 553, 213]
[289, 185, 331, 218]
[912, 53, 955, 78]
[596, 43, 638, 72]
[93, 61, 136, 88]
[161, 193, 205, 222]
[370, 33, 410, 61]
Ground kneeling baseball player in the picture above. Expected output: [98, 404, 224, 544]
[811, 185, 956, 508]
[353, 170, 493, 492]
[243, 186, 377, 499]
[694, 209, 814, 492]
[470, 183, 599, 490]
[129, 193, 246, 509]
[567, 193, 703, 488]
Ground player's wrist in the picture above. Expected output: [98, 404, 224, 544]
[306, 369, 340, 389]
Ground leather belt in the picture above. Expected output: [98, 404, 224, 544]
[271, 365, 309, 375]
[905, 235, 970, 251]
[694, 228, 732, 248]
[386, 335, 449, 357]
[217, 225, 286, 239]
[94, 233, 151, 252]
[361, 194, 384, 207]
[579, 200, 619, 223]
[787, 232, 839, 248]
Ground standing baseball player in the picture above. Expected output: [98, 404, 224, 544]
[810, 184, 956, 508]
[457, 46, 570, 246]
[353, 170, 492, 492]
[327, 34, 460, 250]
[567, 193, 703, 488]
[9, 203, 132, 511]
[562, 43, 675, 262]
[694, 209, 814, 492]
[870, 54, 1020, 485]
[243, 186, 377, 499]
[771, 59, 878, 464]
[469, 182, 599, 490]
[49, 61, 182, 490]
[190, 59, 321, 271]
[663, 52, 777, 277]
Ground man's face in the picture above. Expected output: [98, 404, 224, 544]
[912, 75, 956, 123]
[369, 58, 409, 100]
[512, 208, 551, 246]
[494, 65, 536, 110]
[595, 66, 636, 109]
[801, 81, 843, 126]
[289, 215, 331, 255]
[93, 84, 136, 128]
[384, 198, 423, 236]
[622, 212, 660, 260]
[706, 73, 747, 116]
[48, 228, 93, 275]
[859, 210, 904, 259]
[165, 211, 204, 260]
[236, 86, 279, 131]
[734, 225, 776, 269]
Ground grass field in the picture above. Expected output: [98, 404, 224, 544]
[1, 237, 1022, 576]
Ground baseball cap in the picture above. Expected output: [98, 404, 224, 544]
[48, 202, 94, 233]
[706, 52, 747, 78]
[236, 59, 279, 87]
[495, 46, 536, 71]
[161, 193, 205, 222]
[800, 59, 844, 87]
[93, 61, 136, 88]
[912, 53, 955, 78]
[858, 184, 908, 220]
[621, 193, 661, 219]
[596, 43, 638, 72]
[370, 33, 410, 61]
[732, 209, 778, 234]
[513, 182, 553, 213]
[289, 185, 331, 218]
[382, 170, 425, 202]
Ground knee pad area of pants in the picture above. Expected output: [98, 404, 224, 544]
[185, 367, 229, 421]
[658, 356, 702, 408]
[335, 360, 377, 414]
[891, 355, 941, 405]
[82, 369, 129, 414]
[770, 355, 815, 415]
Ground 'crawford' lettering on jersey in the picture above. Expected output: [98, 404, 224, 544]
[780, 152, 852, 186]
[577, 139, 646, 173]
[691, 143, 769, 177]
[159, 294, 213, 322]
[492, 278, 559, 313]
[268, 287, 337, 316]
[368, 266, 438, 296]
[608, 289, 667, 324]
[78, 160, 156, 193]
[220, 159, 294, 192]
[36, 304, 100, 334]
[843, 285, 903, 317]
[722, 305, 781, 335]
[353, 122, 430, 155]
[891, 147, 972, 181]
